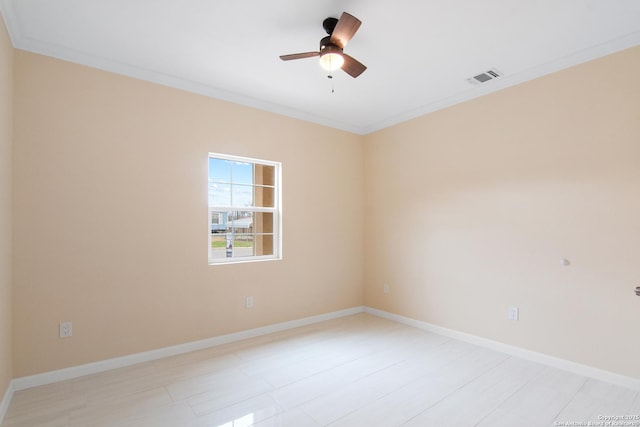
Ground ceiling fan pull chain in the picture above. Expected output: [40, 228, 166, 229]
[328, 73, 335, 93]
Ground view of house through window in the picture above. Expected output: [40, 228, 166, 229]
[208, 153, 281, 263]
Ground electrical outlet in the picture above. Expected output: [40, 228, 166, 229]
[383, 283, 390, 294]
[245, 296, 254, 309]
[59, 321, 72, 338]
[508, 307, 519, 321]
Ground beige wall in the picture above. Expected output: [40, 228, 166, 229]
[364, 46, 640, 379]
[12, 51, 364, 377]
[0, 13, 13, 400]
[9, 40, 640, 382]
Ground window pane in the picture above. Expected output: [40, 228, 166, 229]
[210, 211, 231, 233]
[209, 183, 231, 206]
[232, 161, 254, 186]
[208, 158, 231, 183]
[232, 184, 253, 207]
[254, 186, 274, 207]
[228, 211, 252, 232]
[255, 234, 274, 256]
[253, 212, 273, 234]
[233, 234, 254, 257]
[209, 233, 229, 259]
[255, 164, 275, 186]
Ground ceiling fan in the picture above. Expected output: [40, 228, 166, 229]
[280, 12, 367, 78]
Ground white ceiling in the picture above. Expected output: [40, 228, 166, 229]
[1, 0, 640, 134]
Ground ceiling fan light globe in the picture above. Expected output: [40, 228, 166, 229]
[319, 51, 344, 71]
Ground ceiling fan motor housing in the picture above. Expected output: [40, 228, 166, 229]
[319, 36, 342, 56]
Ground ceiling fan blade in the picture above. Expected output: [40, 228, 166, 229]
[342, 54, 367, 78]
[330, 12, 361, 49]
[280, 52, 320, 61]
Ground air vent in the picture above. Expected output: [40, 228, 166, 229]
[467, 68, 503, 86]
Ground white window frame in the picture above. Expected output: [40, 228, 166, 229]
[208, 152, 282, 265]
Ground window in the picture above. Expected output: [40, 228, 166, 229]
[208, 153, 281, 264]
[211, 212, 222, 225]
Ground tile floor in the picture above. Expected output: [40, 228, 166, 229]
[2, 313, 639, 426]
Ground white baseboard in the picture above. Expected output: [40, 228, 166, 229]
[13, 306, 365, 392]
[364, 306, 640, 391]
[0, 380, 15, 424]
[11, 304, 639, 399]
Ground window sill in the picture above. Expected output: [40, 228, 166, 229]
[208, 256, 282, 266]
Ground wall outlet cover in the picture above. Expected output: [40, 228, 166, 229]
[59, 321, 72, 338]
